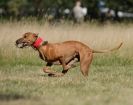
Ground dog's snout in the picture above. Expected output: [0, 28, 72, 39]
[16, 38, 23, 45]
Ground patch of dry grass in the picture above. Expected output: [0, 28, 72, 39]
[0, 21, 133, 57]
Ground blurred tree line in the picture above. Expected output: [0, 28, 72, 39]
[0, 0, 133, 21]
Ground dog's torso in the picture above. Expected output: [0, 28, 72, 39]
[39, 41, 92, 64]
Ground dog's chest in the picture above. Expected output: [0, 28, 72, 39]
[39, 47, 59, 62]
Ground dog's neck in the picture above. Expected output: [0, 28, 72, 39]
[32, 37, 48, 49]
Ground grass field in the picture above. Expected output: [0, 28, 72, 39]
[0, 21, 133, 105]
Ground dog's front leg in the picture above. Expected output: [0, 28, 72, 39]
[43, 66, 64, 77]
[59, 57, 70, 74]
[43, 62, 64, 77]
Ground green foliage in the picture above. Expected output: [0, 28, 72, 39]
[0, 0, 133, 19]
[107, 0, 133, 12]
[7, 0, 28, 16]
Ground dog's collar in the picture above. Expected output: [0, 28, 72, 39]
[33, 37, 48, 49]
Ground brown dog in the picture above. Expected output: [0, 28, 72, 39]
[16, 32, 123, 77]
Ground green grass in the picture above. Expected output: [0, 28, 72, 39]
[0, 22, 133, 105]
[0, 52, 133, 105]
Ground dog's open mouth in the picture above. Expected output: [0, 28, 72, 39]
[16, 43, 24, 48]
[16, 42, 28, 48]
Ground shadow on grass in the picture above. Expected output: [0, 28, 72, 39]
[39, 74, 59, 77]
[0, 93, 29, 101]
[39, 74, 48, 77]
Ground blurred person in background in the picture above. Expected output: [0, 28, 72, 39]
[73, 0, 87, 23]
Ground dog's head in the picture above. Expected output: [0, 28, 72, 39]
[16, 32, 38, 48]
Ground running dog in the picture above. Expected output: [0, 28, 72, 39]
[16, 32, 123, 77]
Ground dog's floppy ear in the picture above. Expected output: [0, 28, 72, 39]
[33, 33, 39, 37]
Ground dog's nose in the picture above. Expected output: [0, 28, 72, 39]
[15, 39, 19, 45]
[16, 38, 22, 45]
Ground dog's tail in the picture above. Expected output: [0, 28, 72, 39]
[92, 42, 123, 53]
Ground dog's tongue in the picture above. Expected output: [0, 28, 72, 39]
[33, 37, 43, 48]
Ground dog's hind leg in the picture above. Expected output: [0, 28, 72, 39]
[60, 54, 79, 74]
[80, 52, 93, 76]
[66, 58, 78, 68]
[59, 57, 70, 75]
[65, 53, 79, 69]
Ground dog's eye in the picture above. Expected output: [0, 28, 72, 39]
[28, 40, 31, 42]
[24, 35, 27, 38]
